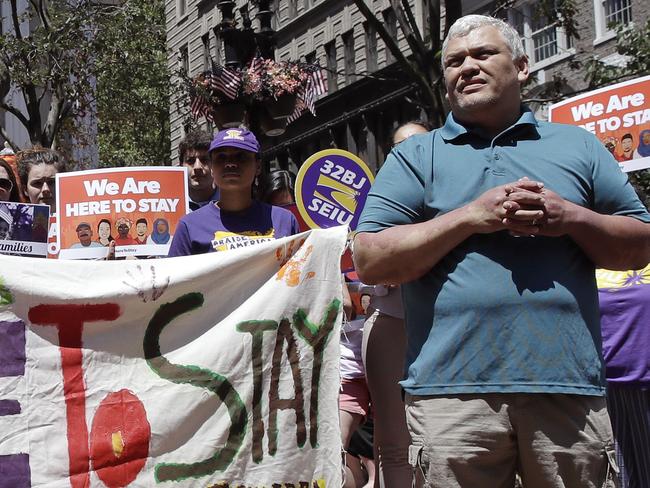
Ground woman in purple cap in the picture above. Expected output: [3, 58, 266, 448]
[168, 128, 299, 256]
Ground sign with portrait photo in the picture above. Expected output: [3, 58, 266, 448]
[0, 202, 50, 258]
[56, 167, 189, 259]
[548, 75, 650, 172]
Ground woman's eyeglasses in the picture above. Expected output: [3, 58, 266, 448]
[0, 178, 13, 193]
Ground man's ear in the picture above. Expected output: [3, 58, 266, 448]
[516, 55, 530, 84]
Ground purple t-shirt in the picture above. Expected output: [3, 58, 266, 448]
[168, 200, 299, 257]
[597, 264, 650, 385]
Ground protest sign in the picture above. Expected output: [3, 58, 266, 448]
[548, 75, 650, 172]
[47, 213, 60, 259]
[0, 202, 50, 257]
[56, 167, 189, 259]
[295, 149, 374, 231]
[0, 226, 346, 487]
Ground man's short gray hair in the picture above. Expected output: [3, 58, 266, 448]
[442, 15, 526, 67]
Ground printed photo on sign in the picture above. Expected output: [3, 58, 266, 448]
[56, 167, 189, 259]
[0, 202, 50, 257]
[548, 75, 650, 172]
[295, 149, 374, 230]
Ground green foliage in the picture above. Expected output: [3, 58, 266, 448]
[94, 0, 171, 167]
[0, 277, 13, 306]
[0, 0, 170, 166]
[0, 0, 101, 147]
[585, 20, 650, 88]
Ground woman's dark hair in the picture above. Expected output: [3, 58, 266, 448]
[16, 147, 66, 188]
[0, 158, 21, 203]
[264, 170, 294, 201]
[97, 218, 114, 242]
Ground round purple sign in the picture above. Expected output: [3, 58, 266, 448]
[295, 149, 374, 230]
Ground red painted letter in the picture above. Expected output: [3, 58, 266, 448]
[29, 303, 121, 488]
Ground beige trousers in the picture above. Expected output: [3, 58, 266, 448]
[404, 393, 618, 488]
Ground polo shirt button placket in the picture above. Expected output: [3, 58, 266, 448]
[491, 148, 506, 176]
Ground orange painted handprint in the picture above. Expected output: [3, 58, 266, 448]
[276, 243, 315, 287]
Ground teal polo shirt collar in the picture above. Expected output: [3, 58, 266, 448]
[439, 106, 539, 142]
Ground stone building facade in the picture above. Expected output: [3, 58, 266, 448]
[165, 0, 648, 173]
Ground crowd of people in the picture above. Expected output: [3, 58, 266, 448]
[1, 13, 649, 488]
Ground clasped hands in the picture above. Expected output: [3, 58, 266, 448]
[471, 177, 569, 237]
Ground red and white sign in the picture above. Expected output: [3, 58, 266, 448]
[56, 167, 189, 259]
[548, 75, 650, 172]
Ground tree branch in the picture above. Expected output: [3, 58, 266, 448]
[391, 1, 427, 68]
[400, 0, 424, 44]
[29, 0, 52, 32]
[0, 100, 31, 128]
[9, 0, 23, 41]
[443, 0, 462, 37]
[353, 0, 439, 114]
[0, 125, 20, 152]
[427, 0, 441, 52]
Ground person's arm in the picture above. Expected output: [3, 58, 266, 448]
[524, 189, 650, 270]
[502, 135, 650, 270]
[167, 220, 192, 257]
[341, 275, 355, 320]
[354, 180, 546, 284]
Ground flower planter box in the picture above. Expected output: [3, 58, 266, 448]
[264, 93, 298, 120]
[259, 107, 288, 137]
[213, 102, 247, 128]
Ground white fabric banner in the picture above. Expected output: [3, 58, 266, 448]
[0, 226, 347, 488]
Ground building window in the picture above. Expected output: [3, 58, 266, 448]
[364, 22, 378, 72]
[202, 34, 211, 71]
[594, 0, 632, 40]
[212, 28, 222, 65]
[382, 8, 397, 64]
[507, 4, 572, 68]
[325, 41, 337, 93]
[179, 44, 189, 75]
[288, 0, 297, 19]
[304, 51, 316, 64]
[605, 0, 632, 25]
[343, 31, 355, 85]
[531, 17, 557, 63]
[177, 0, 187, 19]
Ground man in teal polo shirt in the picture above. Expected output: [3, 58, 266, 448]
[354, 14, 650, 488]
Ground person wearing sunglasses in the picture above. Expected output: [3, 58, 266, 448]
[17, 147, 66, 212]
[0, 158, 21, 203]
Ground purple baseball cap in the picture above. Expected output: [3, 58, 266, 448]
[209, 128, 260, 154]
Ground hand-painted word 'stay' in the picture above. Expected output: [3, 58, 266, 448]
[207, 481, 325, 488]
[8, 295, 339, 486]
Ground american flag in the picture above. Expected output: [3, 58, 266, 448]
[209, 65, 242, 100]
[249, 56, 265, 79]
[189, 77, 215, 122]
[309, 65, 327, 96]
[287, 65, 327, 123]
